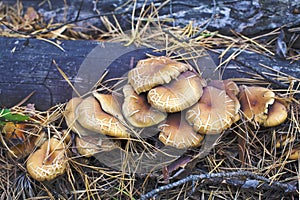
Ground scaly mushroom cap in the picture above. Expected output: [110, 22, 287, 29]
[186, 86, 236, 134]
[76, 96, 130, 138]
[263, 100, 288, 127]
[64, 97, 88, 137]
[239, 86, 275, 124]
[26, 137, 66, 181]
[147, 71, 206, 113]
[122, 84, 167, 127]
[128, 56, 193, 94]
[158, 113, 204, 149]
[76, 136, 120, 157]
[208, 80, 240, 122]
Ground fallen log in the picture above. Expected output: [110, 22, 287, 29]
[0, 37, 299, 110]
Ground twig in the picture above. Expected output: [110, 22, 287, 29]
[140, 170, 297, 200]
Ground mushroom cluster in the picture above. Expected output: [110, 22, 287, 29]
[63, 56, 289, 153]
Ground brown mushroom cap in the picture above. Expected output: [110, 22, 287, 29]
[158, 113, 204, 149]
[2, 122, 26, 141]
[26, 137, 66, 181]
[122, 84, 167, 127]
[76, 96, 130, 138]
[263, 100, 288, 127]
[208, 80, 240, 122]
[76, 135, 120, 157]
[275, 134, 295, 148]
[128, 56, 193, 94]
[238, 86, 275, 124]
[147, 71, 206, 113]
[186, 86, 236, 134]
[287, 146, 300, 160]
[93, 92, 126, 123]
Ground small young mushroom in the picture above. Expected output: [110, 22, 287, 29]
[186, 86, 237, 134]
[76, 96, 130, 138]
[26, 137, 67, 181]
[128, 56, 193, 94]
[76, 135, 120, 157]
[275, 134, 295, 148]
[122, 84, 167, 127]
[148, 71, 206, 113]
[158, 112, 204, 149]
[238, 86, 276, 125]
[288, 151, 299, 160]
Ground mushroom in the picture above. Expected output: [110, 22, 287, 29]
[26, 137, 67, 181]
[122, 84, 167, 127]
[208, 80, 240, 122]
[158, 112, 204, 149]
[128, 56, 193, 94]
[288, 150, 299, 160]
[186, 86, 237, 134]
[64, 97, 88, 137]
[76, 96, 130, 138]
[262, 100, 288, 127]
[238, 86, 276, 125]
[93, 92, 126, 123]
[2, 122, 26, 142]
[275, 134, 295, 148]
[147, 71, 206, 113]
[76, 135, 120, 157]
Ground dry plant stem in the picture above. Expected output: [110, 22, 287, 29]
[140, 171, 297, 200]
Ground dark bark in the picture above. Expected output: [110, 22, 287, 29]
[0, 36, 299, 110]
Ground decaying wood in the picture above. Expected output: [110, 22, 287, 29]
[0, 37, 299, 110]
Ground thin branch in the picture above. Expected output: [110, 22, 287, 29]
[140, 170, 297, 200]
